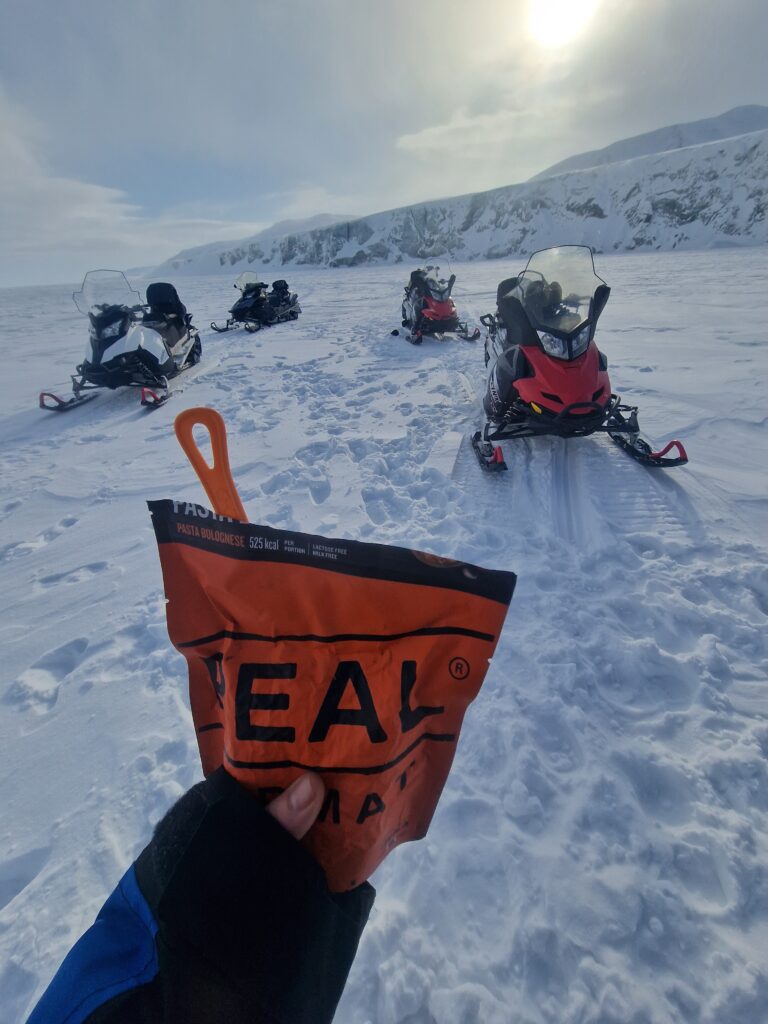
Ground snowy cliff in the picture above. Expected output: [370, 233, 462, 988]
[155, 128, 768, 275]
[531, 104, 768, 180]
[153, 212, 355, 276]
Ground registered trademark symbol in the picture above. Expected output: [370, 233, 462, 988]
[449, 657, 470, 680]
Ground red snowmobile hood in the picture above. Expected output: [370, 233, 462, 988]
[517, 344, 611, 413]
[421, 298, 457, 320]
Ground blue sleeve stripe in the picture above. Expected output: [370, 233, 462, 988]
[27, 864, 159, 1024]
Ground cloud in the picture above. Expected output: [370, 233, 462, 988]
[394, 84, 623, 195]
[397, 108, 526, 157]
[2, 0, 767, 284]
[263, 185, 360, 222]
[0, 90, 266, 286]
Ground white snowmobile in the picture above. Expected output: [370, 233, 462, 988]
[40, 271, 201, 411]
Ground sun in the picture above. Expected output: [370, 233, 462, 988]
[527, 0, 601, 49]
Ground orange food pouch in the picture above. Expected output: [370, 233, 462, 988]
[149, 499, 515, 891]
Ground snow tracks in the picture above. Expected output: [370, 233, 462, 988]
[1, 255, 767, 1024]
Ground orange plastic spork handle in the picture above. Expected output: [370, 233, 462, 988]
[174, 407, 248, 522]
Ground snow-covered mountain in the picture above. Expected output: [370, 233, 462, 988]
[152, 212, 355, 276]
[531, 105, 768, 180]
[154, 127, 768, 276]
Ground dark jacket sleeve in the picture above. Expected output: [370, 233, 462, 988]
[28, 768, 375, 1024]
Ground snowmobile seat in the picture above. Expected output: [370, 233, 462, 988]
[268, 281, 292, 307]
[498, 292, 539, 349]
[145, 282, 188, 323]
[497, 277, 519, 306]
[409, 269, 428, 296]
[541, 281, 563, 318]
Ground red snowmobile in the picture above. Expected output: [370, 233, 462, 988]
[474, 245, 687, 471]
[397, 266, 479, 344]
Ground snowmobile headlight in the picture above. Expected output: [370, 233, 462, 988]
[538, 331, 569, 359]
[571, 324, 591, 358]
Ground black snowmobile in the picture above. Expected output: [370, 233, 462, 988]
[39, 271, 201, 411]
[473, 245, 688, 471]
[394, 266, 479, 344]
[211, 273, 301, 333]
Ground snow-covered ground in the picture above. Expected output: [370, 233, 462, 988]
[1, 249, 767, 1023]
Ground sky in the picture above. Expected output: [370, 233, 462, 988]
[0, 0, 767, 287]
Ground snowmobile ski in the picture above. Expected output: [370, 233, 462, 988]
[39, 390, 100, 412]
[390, 327, 424, 345]
[392, 323, 478, 344]
[456, 324, 481, 342]
[140, 386, 170, 409]
[139, 357, 205, 409]
[609, 433, 688, 468]
[472, 431, 507, 472]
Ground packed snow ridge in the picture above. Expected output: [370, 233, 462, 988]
[155, 126, 768, 278]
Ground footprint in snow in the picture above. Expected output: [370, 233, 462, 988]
[0, 499, 22, 520]
[361, 485, 401, 526]
[5, 637, 89, 711]
[75, 432, 114, 444]
[0, 515, 79, 562]
[261, 470, 295, 496]
[613, 751, 697, 825]
[35, 561, 110, 590]
[307, 475, 331, 505]
[0, 846, 51, 912]
[0, 960, 39, 1024]
[439, 796, 498, 838]
[294, 440, 337, 464]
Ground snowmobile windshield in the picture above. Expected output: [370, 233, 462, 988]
[234, 272, 265, 294]
[73, 270, 142, 316]
[423, 266, 455, 301]
[515, 246, 605, 337]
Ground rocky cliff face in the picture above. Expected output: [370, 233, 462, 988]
[154, 129, 768, 276]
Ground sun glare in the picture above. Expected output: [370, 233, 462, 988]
[528, 0, 601, 49]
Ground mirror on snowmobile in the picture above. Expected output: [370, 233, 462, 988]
[73, 269, 143, 316]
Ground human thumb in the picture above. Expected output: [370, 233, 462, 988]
[266, 772, 325, 840]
